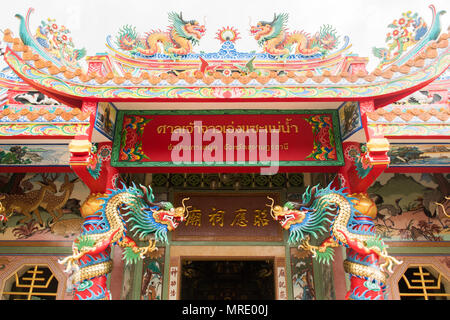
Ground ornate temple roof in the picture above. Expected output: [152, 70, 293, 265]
[0, 61, 32, 91]
[0, 5, 446, 172]
[0, 6, 448, 108]
[0, 63, 89, 139]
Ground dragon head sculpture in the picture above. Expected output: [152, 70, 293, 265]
[250, 13, 288, 46]
[121, 183, 189, 243]
[115, 12, 206, 56]
[266, 185, 335, 244]
[151, 199, 189, 232]
[266, 197, 306, 230]
[168, 12, 206, 45]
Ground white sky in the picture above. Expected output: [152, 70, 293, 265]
[0, 0, 449, 71]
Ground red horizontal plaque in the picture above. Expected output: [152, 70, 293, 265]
[112, 110, 343, 170]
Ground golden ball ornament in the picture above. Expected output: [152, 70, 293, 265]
[350, 193, 377, 219]
[80, 193, 107, 218]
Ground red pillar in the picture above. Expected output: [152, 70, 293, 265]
[69, 101, 120, 193]
[332, 99, 393, 300]
[66, 100, 122, 300]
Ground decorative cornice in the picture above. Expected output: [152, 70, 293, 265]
[0, 122, 89, 137]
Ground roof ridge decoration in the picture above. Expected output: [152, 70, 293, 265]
[215, 26, 241, 44]
[2, 7, 449, 105]
[113, 12, 206, 59]
[107, 12, 349, 63]
[14, 8, 86, 70]
[249, 13, 342, 59]
[372, 4, 446, 70]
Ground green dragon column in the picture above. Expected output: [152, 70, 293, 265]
[59, 183, 189, 300]
[268, 184, 402, 300]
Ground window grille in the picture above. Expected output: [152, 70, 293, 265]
[398, 264, 449, 300]
[1, 264, 58, 300]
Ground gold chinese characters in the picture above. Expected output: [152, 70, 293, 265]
[184, 207, 271, 228]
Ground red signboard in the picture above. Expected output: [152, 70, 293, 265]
[112, 110, 343, 171]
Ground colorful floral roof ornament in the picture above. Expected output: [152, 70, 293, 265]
[14, 8, 86, 70]
[372, 5, 446, 69]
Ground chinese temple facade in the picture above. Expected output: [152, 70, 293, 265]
[0, 5, 448, 300]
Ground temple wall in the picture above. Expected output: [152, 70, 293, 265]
[368, 172, 450, 299]
[0, 172, 89, 300]
[0, 171, 448, 300]
[368, 172, 449, 242]
[0, 172, 89, 241]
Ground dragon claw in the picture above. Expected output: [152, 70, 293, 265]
[299, 236, 319, 256]
[379, 251, 403, 274]
[59, 255, 80, 274]
[137, 239, 158, 258]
